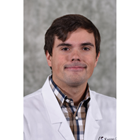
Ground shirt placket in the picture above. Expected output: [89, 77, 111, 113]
[66, 98, 86, 140]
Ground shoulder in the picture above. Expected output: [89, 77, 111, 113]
[24, 89, 42, 101]
[24, 89, 44, 111]
[90, 90, 116, 115]
[90, 90, 116, 106]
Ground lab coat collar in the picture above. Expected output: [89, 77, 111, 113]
[89, 88, 102, 120]
[42, 76, 66, 123]
[84, 89, 102, 140]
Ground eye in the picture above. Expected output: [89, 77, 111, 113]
[61, 47, 70, 51]
[83, 47, 90, 51]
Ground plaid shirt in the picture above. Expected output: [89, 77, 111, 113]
[49, 75, 90, 140]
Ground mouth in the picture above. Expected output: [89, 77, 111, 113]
[64, 63, 87, 71]
[65, 66, 85, 71]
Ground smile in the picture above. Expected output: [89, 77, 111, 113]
[65, 66, 86, 71]
[64, 63, 87, 72]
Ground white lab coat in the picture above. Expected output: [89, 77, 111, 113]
[24, 76, 116, 140]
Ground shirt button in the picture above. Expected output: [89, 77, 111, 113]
[66, 99, 69, 103]
[75, 116, 78, 120]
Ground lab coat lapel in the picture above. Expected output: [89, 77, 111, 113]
[58, 121, 75, 140]
[84, 90, 102, 140]
[42, 77, 75, 140]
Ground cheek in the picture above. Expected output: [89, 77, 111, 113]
[87, 58, 97, 71]
[89, 64, 94, 73]
[52, 55, 66, 70]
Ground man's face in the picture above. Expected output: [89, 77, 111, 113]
[46, 28, 100, 88]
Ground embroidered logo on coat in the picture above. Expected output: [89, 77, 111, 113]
[98, 136, 117, 140]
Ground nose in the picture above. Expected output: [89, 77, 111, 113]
[71, 49, 80, 62]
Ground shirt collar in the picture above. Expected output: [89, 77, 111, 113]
[49, 75, 90, 107]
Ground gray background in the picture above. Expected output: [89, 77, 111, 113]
[24, 0, 116, 98]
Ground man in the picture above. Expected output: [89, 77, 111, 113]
[24, 14, 116, 140]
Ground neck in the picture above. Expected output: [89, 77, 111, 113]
[53, 79, 88, 106]
[61, 84, 87, 106]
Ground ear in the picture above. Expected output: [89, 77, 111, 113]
[94, 52, 100, 67]
[46, 51, 52, 67]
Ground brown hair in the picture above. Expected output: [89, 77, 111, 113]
[44, 14, 101, 57]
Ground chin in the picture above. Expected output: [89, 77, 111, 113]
[65, 79, 86, 87]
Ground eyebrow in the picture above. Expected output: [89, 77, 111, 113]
[81, 42, 94, 47]
[57, 42, 94, 47]
[57, 43, 72, 47]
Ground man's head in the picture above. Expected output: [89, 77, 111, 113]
[44, 14, 101, 88]
[44, 14, 100, 57]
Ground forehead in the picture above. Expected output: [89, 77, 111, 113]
[54, 28, 95, 45]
